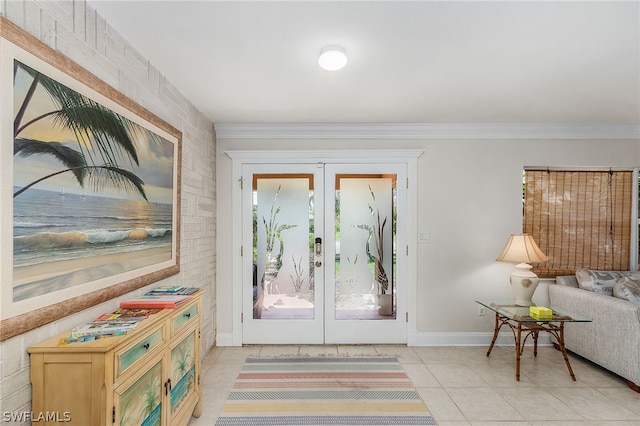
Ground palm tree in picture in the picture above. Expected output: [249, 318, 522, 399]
[118, 399, 133, 426]
[139, 381, 160, 426]
[174, 343, 192, 380]
[13, 60, 154, 199]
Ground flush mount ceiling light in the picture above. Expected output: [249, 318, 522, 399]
[318, 46, 347, 71]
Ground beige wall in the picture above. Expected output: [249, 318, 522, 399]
[2, 0, 639, 419]
[215, 137, 640, 344]
[0, 0, 216, 418]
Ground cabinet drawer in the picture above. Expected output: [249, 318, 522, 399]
[171, 303, 199, 335]
[116, 326, 164, 376]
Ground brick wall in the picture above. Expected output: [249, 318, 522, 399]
[0, 0, 216, 421]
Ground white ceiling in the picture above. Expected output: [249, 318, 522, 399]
[87, 1, 639, 126]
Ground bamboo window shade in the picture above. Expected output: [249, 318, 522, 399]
[523, 169, 633, 277]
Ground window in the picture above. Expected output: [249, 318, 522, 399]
[523, 168, 636, 277]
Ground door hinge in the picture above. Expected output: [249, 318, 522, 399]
[112, 406, 115, 423]
[406, 312, 409, 323]
[241, 312, 244, 323]
[406, 178, 409, 189]
[239, 176, 244, 189]
[406, 245, 408, 255]
[241, 245, 243, 256]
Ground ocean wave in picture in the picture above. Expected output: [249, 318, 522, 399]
[13, 221, 71, 229]
[13, 228, 172, 267]
[13, 188, 174, 269]
[14, 228, 171, 248]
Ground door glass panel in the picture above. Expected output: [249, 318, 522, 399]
[335, 174, 396, 320]
[253, 174, 314, 319]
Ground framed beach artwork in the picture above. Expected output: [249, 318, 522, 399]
[0, 17, 182, 340]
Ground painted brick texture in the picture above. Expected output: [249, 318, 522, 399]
[0, 0, 216, 421]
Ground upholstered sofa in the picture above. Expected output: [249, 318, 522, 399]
[549, 270, 640, 392]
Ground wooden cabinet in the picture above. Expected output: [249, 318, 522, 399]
[28, 291, 203, 426]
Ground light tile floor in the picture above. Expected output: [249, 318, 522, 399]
[188, 345, 640, 426]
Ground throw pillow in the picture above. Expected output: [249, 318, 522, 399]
[575, 269, 640, 296]
[613, 276, 640, 304]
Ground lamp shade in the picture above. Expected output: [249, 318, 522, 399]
[496, 234, 548, 306]
[496, 234, 548, 265]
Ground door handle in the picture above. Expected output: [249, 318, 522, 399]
[315, 237, 322, 255]
[315, 261, 322, 267]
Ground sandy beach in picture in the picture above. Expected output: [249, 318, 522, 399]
[13, 246, 172, 302]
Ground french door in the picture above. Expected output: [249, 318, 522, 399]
[241, 162, 407, 344]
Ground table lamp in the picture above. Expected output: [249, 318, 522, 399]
[496, 234, 549, 306]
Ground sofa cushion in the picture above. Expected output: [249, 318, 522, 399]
[613, 276, 640, 304]
[575, 269, 640, 296]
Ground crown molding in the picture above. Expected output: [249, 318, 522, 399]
[214, 123, 640, 140]
[225, 149, 424, 163]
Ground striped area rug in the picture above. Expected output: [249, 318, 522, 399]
[215, 357, 438, 425]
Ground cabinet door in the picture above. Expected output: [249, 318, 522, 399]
[114, 357, 165, 426]
[169, 328, 199, 418]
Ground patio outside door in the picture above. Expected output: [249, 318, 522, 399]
[242, 163, 407, 344]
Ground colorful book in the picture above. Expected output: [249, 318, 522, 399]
[69, 319, 141, 340]
[174, 287, 198, 295]
[96, 308, 160, 320]
[120, 295, 191, 309]
[145, 286, 198, 296]
[64, 331, 129, 345]
[146, 285, 184, 294]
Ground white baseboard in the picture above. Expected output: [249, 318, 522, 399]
[408, 331, 553, 347]
[216, 331, 553, 347]
[216, 332, 236, 346]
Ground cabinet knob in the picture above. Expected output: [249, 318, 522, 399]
[143, 343, 150, 350]
[185, 313, 191, 318]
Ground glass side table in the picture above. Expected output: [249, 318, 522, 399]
[475, 299, 592, 381]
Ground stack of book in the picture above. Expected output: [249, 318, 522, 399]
[65, 308, 160, 344]
[144, 286, 199, 296]
[529, 305, 553, 320]
[119, 286, 198, 309]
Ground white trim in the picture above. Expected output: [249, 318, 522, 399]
[632, 168, 639, 271]
[225, 149, 423, 346]
[226, 149, 425, 163]
[215, 332, 235, 347]
[215, 123, 640, 140]
[409, 332, 553, 347]
[228, 152, 244, 346]
[216, 330, 554, 347]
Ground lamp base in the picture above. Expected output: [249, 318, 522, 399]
[510, 263, 539, 306]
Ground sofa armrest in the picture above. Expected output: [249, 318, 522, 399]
[549, 284, 640, 385]
[555, 275, 579, 288]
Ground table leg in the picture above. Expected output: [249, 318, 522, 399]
[515, 322, 523, 381]
[557, 323, 576, 381]
[533, 330, 538, 357]
[486, 312, 501, 357]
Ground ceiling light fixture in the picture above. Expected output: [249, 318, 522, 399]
[318, 46, 347, 71]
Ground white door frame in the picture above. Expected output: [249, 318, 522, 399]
[226, 150, 423, 346]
